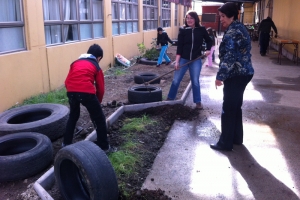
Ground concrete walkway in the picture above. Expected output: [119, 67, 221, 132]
[142, 40, 300, 200]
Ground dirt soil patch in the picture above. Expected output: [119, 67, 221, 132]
[0, 46, 195, 200]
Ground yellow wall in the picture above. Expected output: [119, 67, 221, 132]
[272, 0, 300, 54]
[243, 3, 255, 24]
[0, 1, 180, 112]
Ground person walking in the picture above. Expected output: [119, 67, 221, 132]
[167, 10, 212, 109]
[206, 27, 216, 67]
[258, 16, 278, 56]
[63, 44, 115, 153]
[210, 3, 254, 151]
[156, 27, 174, 67]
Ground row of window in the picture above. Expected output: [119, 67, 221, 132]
[0, 0, 183, 54]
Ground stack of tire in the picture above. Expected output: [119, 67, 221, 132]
[128, 73, 162, 104]
[0, 103, 69, 182]
[0, 103, 119, 199]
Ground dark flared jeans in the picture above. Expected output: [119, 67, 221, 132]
[217, 75, 253, 149]
[63, 92, 109, 150]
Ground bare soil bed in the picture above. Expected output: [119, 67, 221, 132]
[0, 46, 196, 200]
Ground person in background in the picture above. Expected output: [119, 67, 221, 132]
[156, 27, 174, 67]
[63, 44, 115, 153]
[210, 3, 254, 151]
[258, 16, 278, 56]
[167, 10, 212, 109]
[206, 27, 216, 67]
[212, 29, 217, 62]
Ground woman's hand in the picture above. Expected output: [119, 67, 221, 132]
[174, 61, 180, 70]
[204, 51, 210, 57]
[215, 80, 223, 89]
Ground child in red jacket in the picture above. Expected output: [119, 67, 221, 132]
[63, 44, 114, 153]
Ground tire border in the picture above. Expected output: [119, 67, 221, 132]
[0, 132, 53, 182]
[0, 103, 69, 140]
[54, 141, 118, 200]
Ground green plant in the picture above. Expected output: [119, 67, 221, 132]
[143, 38, 160, 60]
[137, 42, 146, 58]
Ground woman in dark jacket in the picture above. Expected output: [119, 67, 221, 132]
[210, 3, 254, 151]
[167, 10, 212, 109]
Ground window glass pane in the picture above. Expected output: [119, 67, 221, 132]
[126, 22, 132, 33]
[143, 7, 147, 19]
[93, 0, 103, 20]
[63, 0, 77, 20]
[43, 0, 60, 20]
[93, 23, 103, 37]
[45, 25, 62, 44]
[0, 27, 24, 52]
[0, 0, 22, 22]
[120, 22, 126, 34]
[119, 4, 125, 20]
[80, 24, 92, 39]
[112, 3, 118, 19]
[126, 4, 131, 19]
[79, 0, 90, 20]
[112, 22, 119, 35]
[133, 22, 138, 32]
[63, 24, 78, 41]
[132, 5, 138, 19]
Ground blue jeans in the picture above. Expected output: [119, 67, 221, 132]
[63, 92, 109, 150]
[157, 45, 171, 65]
[217, 75, 253, 149]
[167, 58, 202, 103]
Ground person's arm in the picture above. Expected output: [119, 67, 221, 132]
[156, 34, 160, 46]
[166, 33, 174, 44]
[95, 70, 105, 103]
[216, 31, 238, 82]
[271, 21, 278, 36]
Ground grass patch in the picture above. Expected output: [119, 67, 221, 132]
[121, 114, 155, 132]
[107, 114, 157, 198]
[13, 87, 68, 108]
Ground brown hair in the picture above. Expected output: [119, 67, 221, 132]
[185, 10, 200, 27]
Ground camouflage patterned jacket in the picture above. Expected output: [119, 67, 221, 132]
[217, 20, 254, 81]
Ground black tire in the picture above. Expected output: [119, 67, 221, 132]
[134, 72, 161, 84]
[0, 132, 53, 182]
[54, 141, 118, 200]
[128, 85, 162, 104]
[0, 103, 69, 140]
[139, 58, 165, 65]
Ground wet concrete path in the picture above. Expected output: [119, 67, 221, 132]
[143, 40, 300, 199]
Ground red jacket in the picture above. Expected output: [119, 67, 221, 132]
[65, 58, 105, 103]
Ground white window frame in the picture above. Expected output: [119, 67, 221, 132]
[161, 0, 171, 28]
[43, 0, 104, 46]
[111, 0, 138, 36]
[143, 0, 158, 31]
[0, 0, 26, 54]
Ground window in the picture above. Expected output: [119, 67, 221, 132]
[143, 0, 158, 31]
[174, 4, 178, 26]
[112, 0, 138, 36]
[161, 1, 171, 28]
[0, 0, 25, 54]
[43, 0, 104, 45]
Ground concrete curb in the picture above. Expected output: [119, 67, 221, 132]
[33, 82, 192, 199]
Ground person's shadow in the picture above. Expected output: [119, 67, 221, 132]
[221, 146, 299, 200]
